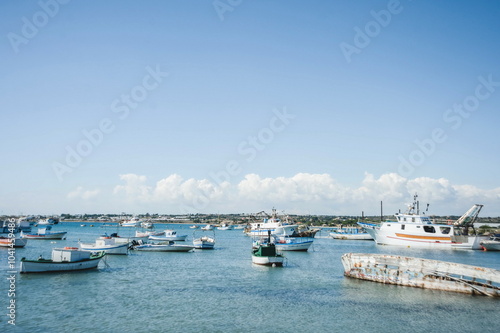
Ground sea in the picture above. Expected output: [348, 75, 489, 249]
[1, 222, 499, 333]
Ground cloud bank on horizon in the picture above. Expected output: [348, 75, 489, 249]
[58, 172, 500, 217]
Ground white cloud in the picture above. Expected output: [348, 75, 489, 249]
[67, 186, 100, 200]
[107, 172, 500, 216]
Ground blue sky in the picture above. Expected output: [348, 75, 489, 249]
[1, 0, 500, 216]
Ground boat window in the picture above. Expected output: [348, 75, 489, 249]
[401, 225, 405, 230]
[423, 226, 436, 233]
[412, 217, 415, 222]
[439, 227, 451, 235]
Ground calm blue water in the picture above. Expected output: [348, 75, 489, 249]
[1, 223, 499, 333]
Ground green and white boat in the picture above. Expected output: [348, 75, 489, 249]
[20, 247, 105, 273]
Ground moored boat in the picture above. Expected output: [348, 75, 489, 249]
[135, 230, 164, 238]
[193, 228, 216, 249]
[273, 235, 314, 251]
[130, 240, 194, 252]
[121, 216, 141, 227]
[480, 234, 500, 251]
[79, 236, 129, 255]
[329, 226, 373, 240]
[21, 226, 67, 240]
[20, 247, 105, 273]
[244, 208, 297, 237]
[252, 242, 285, 266]
[149, 229, 187, 241]
[341, 253, 500, 297]
[358, 194, 488, 249]
[0, 236, 28, 248]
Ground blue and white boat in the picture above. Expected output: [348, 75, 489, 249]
[329, 226, 372, 240]
[273, 235, 314, 251]
[21, 226, 67, 240]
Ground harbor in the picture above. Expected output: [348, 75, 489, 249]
[1, 221, 499, 332]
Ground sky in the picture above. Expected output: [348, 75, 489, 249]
[1, 0, 500, 217]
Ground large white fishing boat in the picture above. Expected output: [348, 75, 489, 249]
[244, 208, 297, 237]
[358, 194, 488, 250]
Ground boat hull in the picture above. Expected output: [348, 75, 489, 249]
[341, 253, 500, 297]
[0, 237, 28, 248]
[20, 253, 104, 273]
[132, 244, 194, 252]
[193, 239, 215, 249]
[22, 232, 67, 240]
[330, 232, 373, 240]
[149, 235, 187, 241]
[251, 255, 284, 266]
[79, 243, 129, 255]
[274, 239, 313, 251]
[480, 241, 500, 251]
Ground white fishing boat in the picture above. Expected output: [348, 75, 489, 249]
[190, 225, 199, 229]
[244, 208, 297, 237]
[135, 230, 164, 238]
[217, 223, 234, 230]
[329, 226, 373, 240]
[20, 247, 105, 273]
[140, 220, 153, 228]
[480, 234, 500, 251]
[201, 224, 214, 231]
[130, 240, 194, 252]
[0, 236, 28, 248]
[21, 226, 67, 240]
[342, 253, 500, 297]
[149, 229, 187, 241]
[358, 194, 488, 250]
[37, 218, 56, 225]
[273, 235, 314, 251]
[121, 216, 141, 227]
[79, 236, 129, 255]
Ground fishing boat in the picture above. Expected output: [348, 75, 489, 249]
[244, 208, 297, 237]
[358, 194, 488, 249]
[217, 223, 234, 230]
[480, 234, 500, 251]
[273, 235, 314, 251]
[149, 229, 187, 241]
[190, 225, 199, 229]
[130, 240, 194, 252]
[37, 218, 56, 225]
[329, 226, 373, 240]
[121, 216, 141, 227]
[140, 220, 153, 229]
[341, 253, 500, 297]
[251, 232, 285, 266]
[0, 236, 28, 248]
[21, 226, 67, 240]
[20, 247, 105, 273]
[201, 224, 214, 231]
[193, 231, 216, 249]
[135, 230, 164, 238]
[79, 235, 129, 255]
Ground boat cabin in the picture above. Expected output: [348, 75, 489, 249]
[52, 248, 90, 262]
